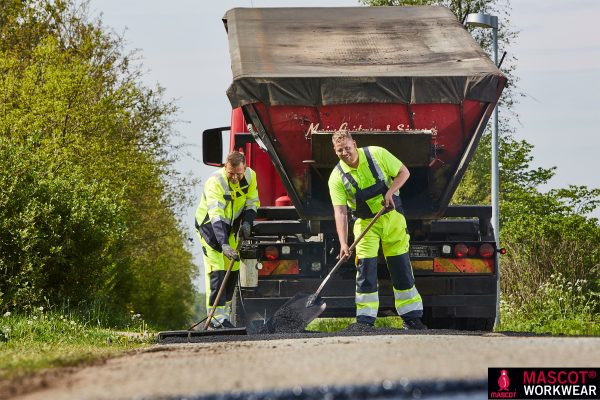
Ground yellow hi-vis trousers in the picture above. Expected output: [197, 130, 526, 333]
[353, 210, 423, 325]
[199, 234, 239, 323]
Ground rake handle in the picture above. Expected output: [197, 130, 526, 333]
[203, 256, 237, 331]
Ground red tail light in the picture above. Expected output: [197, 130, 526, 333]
[453, 243, 468, 258]
[479, 243, 495, 258]
[468, 246, 477, 257]
[264, 246, 279, 260]
[499, 248, 507, 255]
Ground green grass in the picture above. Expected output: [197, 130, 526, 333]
[0, 308, 153, 380]
[307, 316, 405, 332]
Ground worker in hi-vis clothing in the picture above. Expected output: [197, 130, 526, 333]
[328, 131, 426, 330]
[195, 151, 260, 329]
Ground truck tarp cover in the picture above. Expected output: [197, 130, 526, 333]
[224, 6, 503, 108]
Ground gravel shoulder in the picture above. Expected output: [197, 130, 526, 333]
[8, 332, 600, 400]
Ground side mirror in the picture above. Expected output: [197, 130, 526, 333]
[202, 126, 230, 167]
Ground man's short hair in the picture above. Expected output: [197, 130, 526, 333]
[332, 130, 353, 145]
[225, 151, 246, 167]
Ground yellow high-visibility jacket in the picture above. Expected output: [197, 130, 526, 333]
[195, 167, 259, 250]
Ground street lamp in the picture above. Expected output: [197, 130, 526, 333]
[465, 13, 500, 327]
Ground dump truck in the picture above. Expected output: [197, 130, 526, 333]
[202, 6, 506, 331]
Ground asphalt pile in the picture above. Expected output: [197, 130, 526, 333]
[260, 302, 312, 334]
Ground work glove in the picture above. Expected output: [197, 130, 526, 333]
[241, 221, 252, 239]
[222, 244, 239, 261]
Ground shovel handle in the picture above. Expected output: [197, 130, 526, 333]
[314, 206, 388, 298]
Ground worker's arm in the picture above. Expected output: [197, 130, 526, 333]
[205, 179, 230, 247]
[384, 164, 410, 208]
[333, 205, 350, 260]
[242, 169, 260, 222]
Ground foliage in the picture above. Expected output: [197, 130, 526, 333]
[0, 0, 197, 329]
[498, 274, 600, 336]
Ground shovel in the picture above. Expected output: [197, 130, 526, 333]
[263, 205, 389, 333]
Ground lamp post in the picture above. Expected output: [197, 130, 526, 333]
[465, 13, 500, 327]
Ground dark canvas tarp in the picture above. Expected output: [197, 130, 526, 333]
[223, 6, 503, 108]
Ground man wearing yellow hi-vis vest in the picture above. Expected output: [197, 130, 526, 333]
[195, 151, 260, 329]
[328, 131, 426, 330]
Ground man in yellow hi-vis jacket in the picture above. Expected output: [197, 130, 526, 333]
[195, 151, 260, 328]
[328, 131, 426, 330]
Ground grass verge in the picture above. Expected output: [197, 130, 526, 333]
[0, 308, 152, 381]
[497, 274, 600, 336]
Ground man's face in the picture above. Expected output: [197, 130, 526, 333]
[225, 162, 246, 184]
[333, 138, 358, 166]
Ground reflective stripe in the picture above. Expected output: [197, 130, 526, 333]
[356, 304, 378, 318]
[356, 292, 379, 304]
[366, 148, 399, 196]
[393, 286, 419, 301]
[364, 147, 385, 181]
[211, 215, 231, 225]
[245, 204, 258, 212]
[336, 166, 357, 209]
[244, 168, 252, 183]
[338, 170, 355, 196]
[214, 172, 230, 196]
[395, 297, 423, 316]
[245, 196, 259, 211]
[207, 200, 226, 211]
[356, 289, 378, 318]
[211, 306, 227, 322]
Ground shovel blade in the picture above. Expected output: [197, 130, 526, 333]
[264, 292, 326, 333]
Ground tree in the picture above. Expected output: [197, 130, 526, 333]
[0, 0, 197, 328]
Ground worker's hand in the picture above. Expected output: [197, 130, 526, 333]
[222, 244, 239, 260]
[382, 192, 395, 210]
[339, 243, 351, 261]
[241, 221, 252, 239]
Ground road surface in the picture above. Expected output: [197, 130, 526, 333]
[6, 331, 600, 399]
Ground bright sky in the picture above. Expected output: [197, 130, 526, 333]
[87, 0, 600, 282]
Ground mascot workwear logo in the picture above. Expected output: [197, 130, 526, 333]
[490, 369, 517, 398]
[488, 368, 599, 399]
[498, 369, 511, 391]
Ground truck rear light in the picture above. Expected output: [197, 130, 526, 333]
[310, 262, 322, 272]
[441, 244, 452, 255]
[264, 246, 279, 260]
[499, 247, 507, 255]
[453, 243, 468, 258]
[479, 243, 495, 258]
[281, 245, 291, 255]
[467, 246, 477, 257]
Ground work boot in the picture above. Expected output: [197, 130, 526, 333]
[208, 319, 235, 330]
[356, 316, 375, 327]
[403, 317, 427, 330]
[221, 319, 236, 329]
